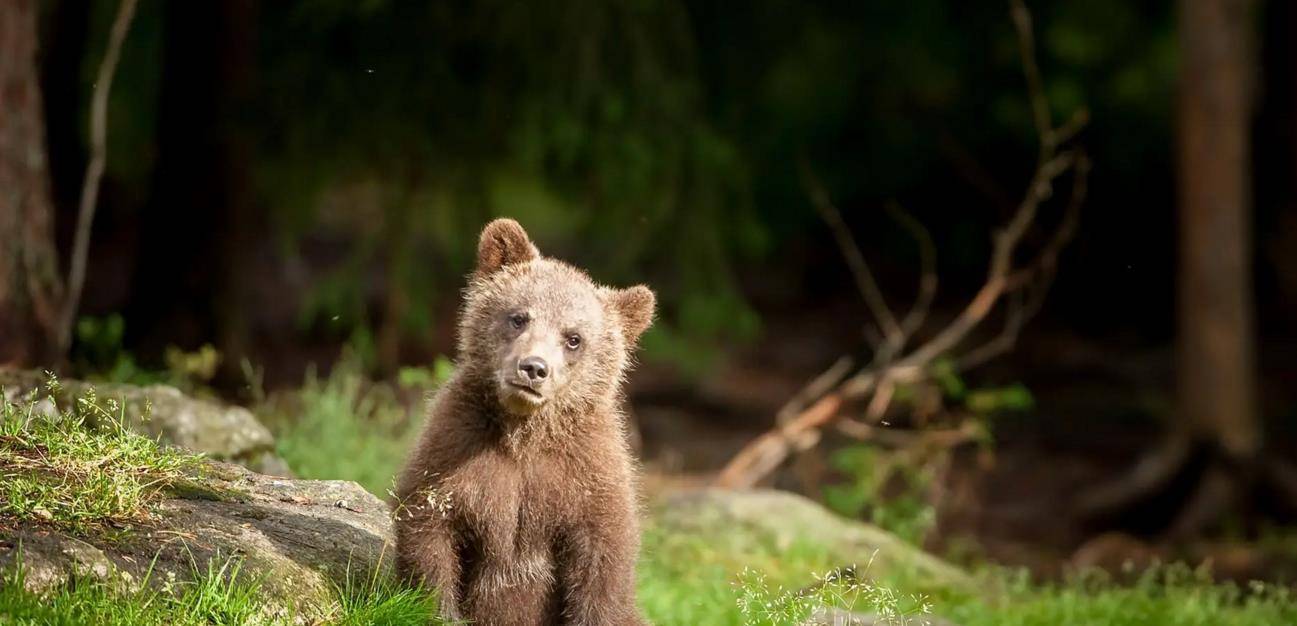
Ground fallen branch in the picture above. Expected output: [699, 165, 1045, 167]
[715, 0, 1088, 489]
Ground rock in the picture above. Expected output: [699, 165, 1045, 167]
[654, 489, 973, 590]
[0, 463, 392, 617]
[0, 369, 289, 476]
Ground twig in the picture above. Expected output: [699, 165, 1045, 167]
[1011, 0, 1052, 149]
[800, 157, 905, 348]
[777, 356, 854, 426]
[58, 0, 139, 353]
[836, 418, 980, 451]
[887, 202, 938, 338]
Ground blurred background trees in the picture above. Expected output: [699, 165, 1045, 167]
[5, 0, 1297, 565]
[10, 0, 1200, 384]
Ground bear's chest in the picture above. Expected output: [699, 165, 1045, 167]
[444, 449, 579, 555]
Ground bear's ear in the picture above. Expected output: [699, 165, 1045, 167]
[476, 218, 539, 276]
[610, 285, 656, 343]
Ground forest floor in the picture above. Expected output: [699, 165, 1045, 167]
[4, 361, 1297, 624]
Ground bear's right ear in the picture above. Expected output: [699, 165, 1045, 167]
[610, 285, 656, 344]
[476, 218, 539, 277]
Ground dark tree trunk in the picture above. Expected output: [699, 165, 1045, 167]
[1078, 0, 1297, 536]
[0, 0, 65, 367]
[1177, 0, 1259, 464]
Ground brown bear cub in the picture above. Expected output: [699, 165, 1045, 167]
[394, 219, 653, 625]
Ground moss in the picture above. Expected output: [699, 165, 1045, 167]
[164, 478, 251, 504]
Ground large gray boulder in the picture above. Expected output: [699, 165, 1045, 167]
[0, 463, 392, 617]
[0, 369, 289, 476]
[655, 489, 972, 589]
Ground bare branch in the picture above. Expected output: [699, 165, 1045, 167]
[776, 355, 854, 425]
[714, 393, 844, 488]
[961, 152, 1089, 370]
[955, 290, 1026, 371]
[1011, 0, 1052, 150]
[886, 202, 938, 337]
[799, 157, 904, 347]
[58, 0, 139, 353]
[1006, 152, 1090, 291]
[837, 418, 980, 450]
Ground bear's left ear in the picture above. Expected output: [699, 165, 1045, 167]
[476, 218, 540, 277]
[610, 285, 656, 343]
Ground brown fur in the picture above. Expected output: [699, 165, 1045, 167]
[394, 219, 654, 625]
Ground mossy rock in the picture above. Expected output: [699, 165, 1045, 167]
[0, 463, 392, 619]
[652, 488, 972, 590]
[0, 369, 289, 476]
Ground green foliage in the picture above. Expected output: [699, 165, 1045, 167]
[0, 554, 441, 625]
[0, 376, 200, 532]
[249, 1, 765, 373]
[72, 315, 220, 393]
[928, 358, 1035, 415]
[396, 356, 455, 391]
[966, 383, 1035, 414]
[821, 446, 935, 545]
[265, 353, 429, 496]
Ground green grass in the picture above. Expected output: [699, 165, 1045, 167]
[0, 376, 200, 532]
[0, 554, 441, 625]
[8, 371, 1293, 625]
[636, 521, 1297, 625]
[263, 357, 431, 497]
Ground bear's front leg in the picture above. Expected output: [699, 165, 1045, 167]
[394, 512, 463, 620]
[558, 499, 647, 626]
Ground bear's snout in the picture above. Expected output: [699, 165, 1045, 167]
[518, 356, 549, 383]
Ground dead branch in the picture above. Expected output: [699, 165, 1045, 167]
[800, 158, 904, 350]
[959, 151, 1089, 371]
[777, 355, 853, 425]
[887, 202, 938, 337]
[58, 0, 139, 353]
[714, 0, 1088, 489]
[837, 418, 981, 451]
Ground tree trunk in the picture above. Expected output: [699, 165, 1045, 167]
[1078, 0, 1297, 534]
[1177, 0, 1258, 461]
[0, 0, 65, 367]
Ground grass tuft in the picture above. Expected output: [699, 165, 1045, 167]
[263, 355, 431, 496]
[0, 375, 200, 532]
[0, 552, 443, 625]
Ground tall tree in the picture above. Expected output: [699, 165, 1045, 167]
[0, 0, 65, 367]
[1079, 0, 1297, 533]
[1175, 0, 1258, 530]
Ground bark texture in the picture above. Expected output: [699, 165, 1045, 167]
[0, 0, 64, 367]
[1177, 0, 1258, 460]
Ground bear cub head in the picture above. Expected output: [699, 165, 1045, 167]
[459, 219, 655, 419]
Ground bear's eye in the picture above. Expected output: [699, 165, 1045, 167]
[565, 334, 582, 351]
[509, 313, 529, 329]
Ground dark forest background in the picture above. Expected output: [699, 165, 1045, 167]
[6, 0, 1297, 582]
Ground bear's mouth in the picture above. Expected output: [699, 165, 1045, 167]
[507, 382, 544, 398]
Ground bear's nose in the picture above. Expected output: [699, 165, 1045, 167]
[518, 356, 549, 382]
